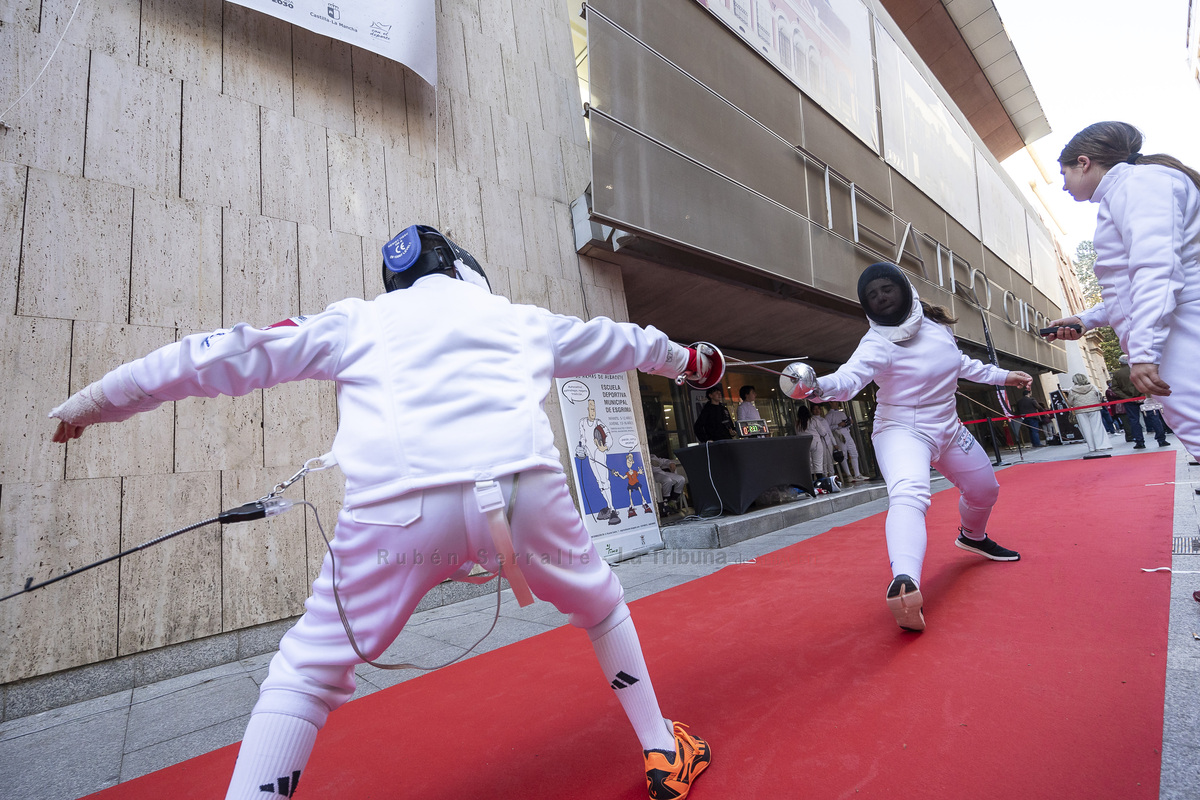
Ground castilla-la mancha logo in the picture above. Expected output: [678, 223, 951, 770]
[326, 3, 340, 20]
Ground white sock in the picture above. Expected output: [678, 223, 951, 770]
[226, 712, 319, 800]
[885, 503, 927, 585]
[588, 603, 676, 752]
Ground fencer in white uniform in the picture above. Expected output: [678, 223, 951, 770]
[49, 225, 713, 800]
[1048, 122, 1200, 457]
[805, 262, 1032, 632]
[825, 404, 867, 482]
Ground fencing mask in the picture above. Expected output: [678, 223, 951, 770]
[382, 225, 491, 293]
[856, 262, 914, 327]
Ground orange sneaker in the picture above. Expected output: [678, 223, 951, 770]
[644, 721, 711, 799]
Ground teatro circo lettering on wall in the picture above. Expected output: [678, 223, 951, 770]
[886, 222, 1054, 341]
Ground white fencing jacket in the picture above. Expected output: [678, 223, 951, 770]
[99, 274, 673, 508]
[817, 311, 1007, 433]
[1079, 163, 1200, 365]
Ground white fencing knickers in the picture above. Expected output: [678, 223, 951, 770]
[252, 468, 624, 728]
[872, 407, 1000, 585]
[1157, 300, 1200, 457]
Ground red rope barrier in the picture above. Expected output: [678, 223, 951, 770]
[961, 397, 1145, 426]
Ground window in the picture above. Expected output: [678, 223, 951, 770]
[779, 30, 792, 69]
[733, 0, 749, 25]
[755, 0, 771, 42]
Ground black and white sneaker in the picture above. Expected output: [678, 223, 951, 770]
[885, 574, 925, 632]
[955, 534, 1020, 561]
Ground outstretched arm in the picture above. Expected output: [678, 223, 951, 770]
[814, 337, 889, 402]
[1004, 371, 1033, 391]
[50, 309, 348, 441]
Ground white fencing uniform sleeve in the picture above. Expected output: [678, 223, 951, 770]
[540, 312, 672, 377]
[956, 352, 1008, 385]
[1110, 169, 1189, 364]
[816, 336, 890, 401]
[1079, 301, 1109, 331]
[99, 308, 350, 414]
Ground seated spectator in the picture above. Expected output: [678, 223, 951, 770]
[650, 454, 687, 513]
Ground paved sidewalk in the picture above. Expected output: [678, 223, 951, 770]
[2, 436, 1198, 799]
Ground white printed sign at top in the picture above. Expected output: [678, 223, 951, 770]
[227, 0, 437, 86]
[557, 374, 663, 563]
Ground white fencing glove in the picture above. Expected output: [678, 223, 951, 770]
[49, 381, 159, 427]
[651, 342, 713, 384]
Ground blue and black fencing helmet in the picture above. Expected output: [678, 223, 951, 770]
[382, 225, 490, 292]
[856, 261, 913, 326]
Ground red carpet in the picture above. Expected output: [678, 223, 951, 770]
[91, 453, 1174, 799]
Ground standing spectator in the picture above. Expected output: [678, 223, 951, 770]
[1142, 395, 1170, 447]
[795, 403, 832, 480]
[737, 385, 762, 421]
[1046, 121, 1200, 457]
[1111, 354, 1147, 449]
[1066, 373, 1113, 453]
[1014, 390, 1044, 447]
[694, 386, 736, 442]
[1099, 384, 1118, 434]
[825, 402, 868, 482]
[1104, 381, 1126, 436]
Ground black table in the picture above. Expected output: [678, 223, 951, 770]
[674, 435, 814, 515]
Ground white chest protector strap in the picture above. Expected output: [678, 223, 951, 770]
[473, 478, 535, 607]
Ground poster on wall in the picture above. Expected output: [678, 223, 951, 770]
[875, 22, 980, 237]
[227, 0, 436, 85]
[977, 150, 1032, 280]
[694, 0, 878, 152]
[556, 373, 664, 563]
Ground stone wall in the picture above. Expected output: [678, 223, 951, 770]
[0, 0, 627, 685]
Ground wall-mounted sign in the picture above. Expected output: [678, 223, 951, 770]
[695, 0, 878, 152]
[228, 0, 436, 85]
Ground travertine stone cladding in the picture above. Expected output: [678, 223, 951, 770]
[0, 0, 615, 687]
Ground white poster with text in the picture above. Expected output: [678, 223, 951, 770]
[227, 0, 436, 85]
[557, 373, 663, 563]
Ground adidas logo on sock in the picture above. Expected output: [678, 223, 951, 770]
[611, 670, 640, 690]
[260, 770, 302, 797]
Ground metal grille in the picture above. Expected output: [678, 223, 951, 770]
[1172, 536, 1200, 555]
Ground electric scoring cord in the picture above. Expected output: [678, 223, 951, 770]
[693, 440, 726, 521]
[0, 514, 222, 603]
[0, 0, 86, 130]
[291, 498, 506, 672]
[3, 481, 506, 671]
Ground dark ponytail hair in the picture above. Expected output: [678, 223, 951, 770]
[1059, 121, 1200, 192]
[921, 300, 957, 325]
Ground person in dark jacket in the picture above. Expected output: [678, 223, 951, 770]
[1111, 354, 1146, 449]
[1014, 391, 1044, 447]
[694, 386, 735, 442]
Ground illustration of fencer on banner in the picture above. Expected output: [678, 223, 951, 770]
[557, 374, 663, 562]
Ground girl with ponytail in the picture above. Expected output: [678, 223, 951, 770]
[1045, 121, 1200, 456]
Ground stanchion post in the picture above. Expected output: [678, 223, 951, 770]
[987, 415, 1006, 466]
